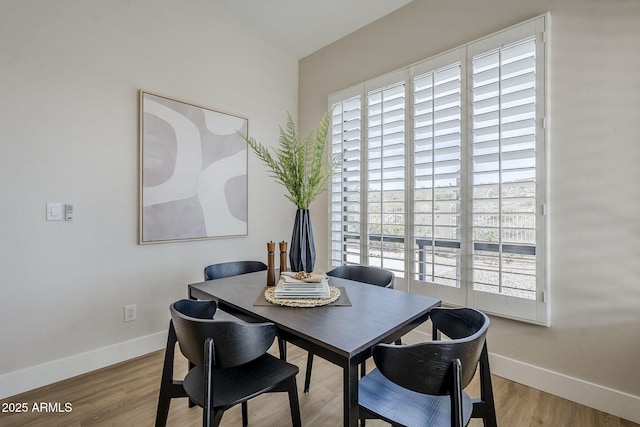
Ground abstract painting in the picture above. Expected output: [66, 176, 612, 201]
[139, 91, 248, 243]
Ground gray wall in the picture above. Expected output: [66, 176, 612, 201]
[299, 0, 640, 416]
[0, 0, 298, 397]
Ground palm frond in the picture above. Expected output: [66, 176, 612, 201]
[239, 111, 341, 209]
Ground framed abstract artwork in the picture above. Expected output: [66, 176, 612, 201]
[139, 91, 248, 243]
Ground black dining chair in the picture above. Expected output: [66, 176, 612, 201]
[326, 265, 395, 288]
[156, 299, 301, 427]
[155, 299, 253, 426]
[432, 310, 497, 427]
[204, 260, 267, 281]
[303, 265, 395, 393]
[203, 260, 286, 358]
[358, 307, 491, 427]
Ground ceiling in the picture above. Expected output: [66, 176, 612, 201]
[218, 0, 414, 59]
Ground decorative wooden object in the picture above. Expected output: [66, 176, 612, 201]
[267, 241, 276, 286]
[279, 241, 288, 273]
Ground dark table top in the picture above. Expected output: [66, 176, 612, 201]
[188, 271, 441, 361]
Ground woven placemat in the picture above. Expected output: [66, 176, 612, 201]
[253, 286, 351, 307]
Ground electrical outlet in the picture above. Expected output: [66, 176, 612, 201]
[124, 304, 137, 322]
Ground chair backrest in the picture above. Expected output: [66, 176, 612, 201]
[372, 307, 489, 396]
[430, 306, 487, 341]
[170, 299, 276, 369]
[327, 265, 395, 288]
[204, 261, 267, 281]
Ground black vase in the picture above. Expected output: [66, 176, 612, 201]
[289, 209, 316, 273]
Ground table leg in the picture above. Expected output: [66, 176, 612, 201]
[343, 357, 359, 427]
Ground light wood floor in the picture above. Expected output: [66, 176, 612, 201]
[1, 340, 637, 427]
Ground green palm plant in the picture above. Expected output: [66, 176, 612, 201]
[241, 112, 342, 209]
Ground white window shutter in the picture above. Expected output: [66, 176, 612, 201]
[471, 37, 538, 301]
[366, 83, 406, 277]
[412, 63, 462, 289]
[328, 15, 548, 324]
[330, 96, 362, 267]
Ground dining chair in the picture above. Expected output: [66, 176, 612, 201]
[203, 260, 286, 358]
[155, 299, 249, 426]
[203, 260, 267, 281]
[432, 310, 497, 427]
[358, 307, 490, 427]
[326, 265, 395, 288]
[156, 299, 302, 427]
[303, 265, 395, 393]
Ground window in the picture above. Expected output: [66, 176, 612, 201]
[329, 15, 548, 324]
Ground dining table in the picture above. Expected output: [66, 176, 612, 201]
[188, 270, 441, 427]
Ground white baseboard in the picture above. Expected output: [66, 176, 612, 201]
[490, 353, 640, 424]
[0, 331, 167, 400]
[406, 329, 640, 424]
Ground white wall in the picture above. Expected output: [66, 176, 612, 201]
[0, 0, 298, 397]
[300, 0, 640, 423]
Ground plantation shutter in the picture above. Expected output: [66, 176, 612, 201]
[330, 95, 362, 266]
[328, 15, 548, 324]
[468, 16, 547, 323]
[366, 82, 406, 277]
[412, 62, 463, 301]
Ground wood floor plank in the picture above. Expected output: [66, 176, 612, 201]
[0, 344, 637, 427]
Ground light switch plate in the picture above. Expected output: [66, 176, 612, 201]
[46, 203, 64, 221]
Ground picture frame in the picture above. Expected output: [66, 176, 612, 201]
[139, 91, 248, 244]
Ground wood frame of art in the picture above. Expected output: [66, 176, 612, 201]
[139, 91, 248, 244]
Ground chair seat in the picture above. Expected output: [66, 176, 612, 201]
[184, 353, 299, 410]
[359, 369, 473, 427]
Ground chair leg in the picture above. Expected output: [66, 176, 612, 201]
[188, 361, 196, 408]
[156, 321, 184, 427]
[203, 338, 215, 427]
[210, 410, 224, 427]
[287, 377, 302, 427]
[303, 352, 314, 393]
[471, 343, 497, 427]
[241, 402, 248, 427]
